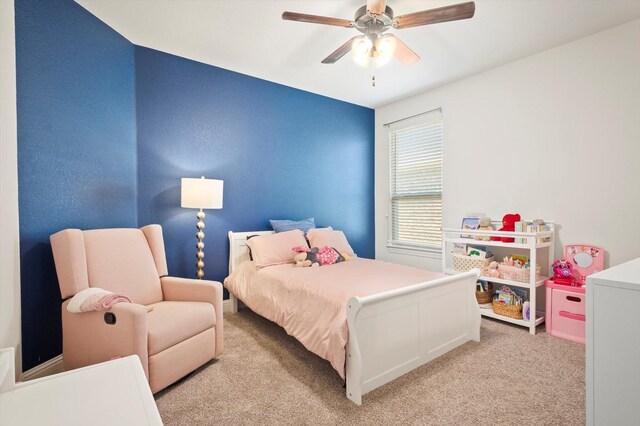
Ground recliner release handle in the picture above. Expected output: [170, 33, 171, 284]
[104, 312, 117, 325]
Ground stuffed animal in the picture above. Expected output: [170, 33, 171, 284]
[473, 217, 493, 241]
[490, 213, 521, 243]
[292, 246, 346, 267]
[292, 246, 319, 267]
[485, 261, 499, 278]
[315, 246, 346, 266]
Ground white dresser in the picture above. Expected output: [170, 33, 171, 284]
[586, 258, 640, 426]
[0, 348, 163, 425]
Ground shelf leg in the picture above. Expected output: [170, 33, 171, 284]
[530, 246, 537, 335]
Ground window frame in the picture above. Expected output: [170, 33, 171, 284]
[386, 109, 443, 257]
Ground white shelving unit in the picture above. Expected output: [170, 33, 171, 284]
[442, 222, 555, 334]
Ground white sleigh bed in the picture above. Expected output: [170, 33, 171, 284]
[226, 230, 481, 405]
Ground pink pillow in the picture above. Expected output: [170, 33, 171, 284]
[307, 229, 355, 257]
[246, 229, 308, 268]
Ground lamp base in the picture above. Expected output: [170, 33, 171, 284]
[196, 209, 205, 279]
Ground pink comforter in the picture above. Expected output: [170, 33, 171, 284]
[224, 257, 443, 378]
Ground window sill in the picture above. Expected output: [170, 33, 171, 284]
[386, 243, 442, 260]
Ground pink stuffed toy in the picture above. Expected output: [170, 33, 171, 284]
[292, 246, 345, 267]
[316, 246, 343, 266]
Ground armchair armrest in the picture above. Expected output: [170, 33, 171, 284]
[161, 277, 223, 356]
[161, 276, 221, 304]
[61, 300, 149, 377]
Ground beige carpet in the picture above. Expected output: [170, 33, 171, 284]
[155, 309, 585, 425]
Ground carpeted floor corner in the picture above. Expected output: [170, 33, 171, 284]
[155, 310, 585, 425]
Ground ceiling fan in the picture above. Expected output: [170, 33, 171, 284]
[282, 0, 475, 67]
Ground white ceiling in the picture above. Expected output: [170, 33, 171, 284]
[75, 0, 640, 108]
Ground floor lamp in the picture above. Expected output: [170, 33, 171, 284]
[181, 177, 223, 279]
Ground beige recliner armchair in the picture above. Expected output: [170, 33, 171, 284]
[50, 224, 223, 393]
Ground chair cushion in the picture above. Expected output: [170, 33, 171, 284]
[146, 301, 216, 356]
[83, 228, 163, 305]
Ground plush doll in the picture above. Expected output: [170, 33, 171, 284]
[485, 261, 499, 278]
[473, 217, 493, 241]
[292, 246, 319, 267]
[490, 213, 521, 243]
[293, 246, 347, 267]
[315, 246, 346, 266]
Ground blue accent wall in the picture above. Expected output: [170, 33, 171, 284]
[13, 0, 374, 371]
[15, 0, 137, 370]
[135, 47, 375, 283]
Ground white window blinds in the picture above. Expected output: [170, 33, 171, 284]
[388, 109, 443, 248]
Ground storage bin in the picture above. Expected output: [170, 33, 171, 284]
[498, 264, 541, 283]
[545, 279, 585, 344]
[452, 253, 494, 272]
[476, 284, 493, 304]
[492, 299, 523, 319]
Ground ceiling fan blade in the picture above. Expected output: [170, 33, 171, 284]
[367, 0, 387, 15]
[282, 11, 353, 28]
[390, 35, 420, 65]
[393, 1, 475, 29]
[321, 37, 359, 64]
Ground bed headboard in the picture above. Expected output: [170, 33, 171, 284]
[228, 230, 274, 273]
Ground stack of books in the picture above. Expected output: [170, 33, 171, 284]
[514, 219, 551, 243]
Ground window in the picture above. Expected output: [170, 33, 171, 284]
[388, 108, 443, 250]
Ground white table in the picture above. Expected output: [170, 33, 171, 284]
[0, 349, 162, 425]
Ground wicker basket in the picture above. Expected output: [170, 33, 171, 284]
[498, 264, 541, 283]
[476, 291, 493, 304]
[452, 253, 495, 272]
[492, 300, 523, 319]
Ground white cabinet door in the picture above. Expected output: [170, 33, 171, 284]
[592, 284, 640, 425]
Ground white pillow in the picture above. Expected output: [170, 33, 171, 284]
[246, 229, 308, 269]
[306, 229, 355, 257]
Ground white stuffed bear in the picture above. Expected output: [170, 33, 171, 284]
[473, 217, 493, 241]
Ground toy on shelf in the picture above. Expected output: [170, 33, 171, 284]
[490, 213, 521, 243]
[473, 217, 493, 241]
[484, 261, 500, 278]
[497, 256, 540, 283]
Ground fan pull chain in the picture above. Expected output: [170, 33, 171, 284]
[370, 56, 376, 87]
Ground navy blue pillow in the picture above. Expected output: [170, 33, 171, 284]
[269, 218, 316, 234]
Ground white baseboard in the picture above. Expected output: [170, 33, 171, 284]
[21, 354, 64, 381]
[223, 299, 232, 313]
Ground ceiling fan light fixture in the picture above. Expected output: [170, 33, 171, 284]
[373, 35, 396, 67]
[283, 1, 475, 67]
[352, 36, 373, 67]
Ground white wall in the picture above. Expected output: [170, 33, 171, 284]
[376, 19, 640, 270]
[0, 0, 22, 377]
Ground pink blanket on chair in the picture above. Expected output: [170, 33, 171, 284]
[67, 288, 131, 313]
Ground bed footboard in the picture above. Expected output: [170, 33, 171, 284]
[345, 269, 481, 405]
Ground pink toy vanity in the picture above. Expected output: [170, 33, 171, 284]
[545, 244, 604, 344]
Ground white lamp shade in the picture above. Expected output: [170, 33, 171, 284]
[181, 177, 223, 209]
